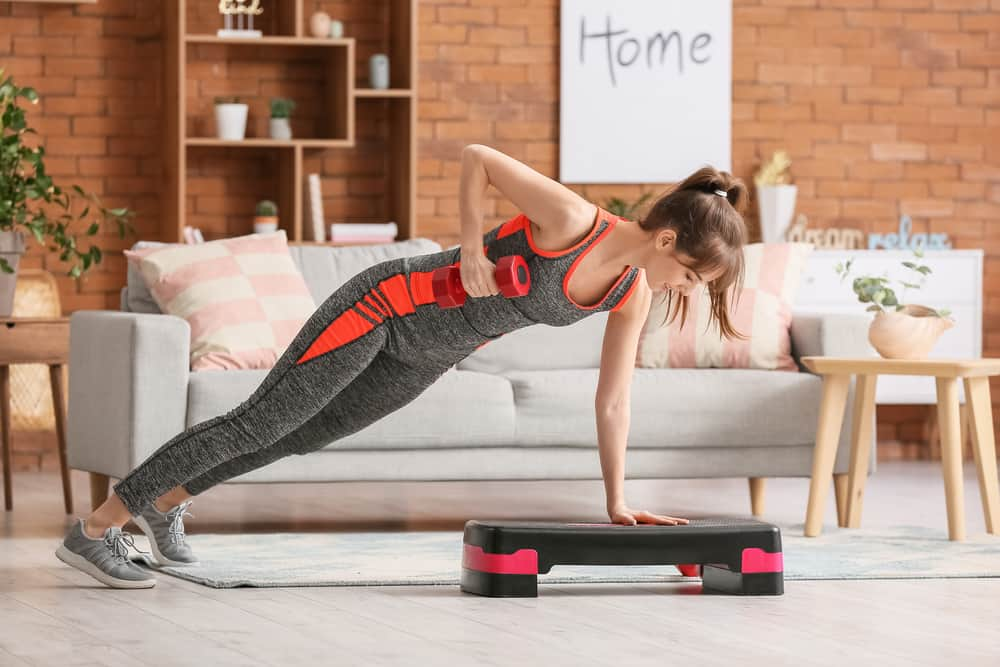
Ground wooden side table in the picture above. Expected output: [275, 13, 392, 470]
[801, 356, 1000, 541]
[0, 317, 72, 513]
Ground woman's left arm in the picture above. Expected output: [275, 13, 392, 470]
[596, 275, 688, 526]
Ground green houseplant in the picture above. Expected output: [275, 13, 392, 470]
[0, 68, 134, 315]
[835, 249, 954, 359]
[603, 191, 653, 220]
[269, 98, 295, 140]
[253, 199, 278, 234]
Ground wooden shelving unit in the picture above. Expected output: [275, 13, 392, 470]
[162, 0, 417, 244]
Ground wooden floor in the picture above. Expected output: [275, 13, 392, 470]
[2, 461, 999, 666]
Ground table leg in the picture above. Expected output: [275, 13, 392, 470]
[935, 377, 966, 541]
[1, 365, 10, 511]
[50, 364, 73, 515]
[846, 374, 878, 528]
[805, 373, 850, 537]
[963, 377, 999, 534]
[833, 474, 848, 527]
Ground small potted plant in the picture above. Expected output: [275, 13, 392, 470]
[214, 95, 248, 140]
[603, 191, 653, 220]
[0, 68, 134, 316]
[835, 249, 954, 359]
[269, 98, 295, 140]
[253, 200, 279, 234]
[754, 150, 797, 243]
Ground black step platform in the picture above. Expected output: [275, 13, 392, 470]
[461, 518, 783, 597]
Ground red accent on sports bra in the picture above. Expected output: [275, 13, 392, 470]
[562, 215, 634, 310]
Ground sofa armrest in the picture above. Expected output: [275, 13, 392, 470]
[790, 312, 875, 367]
[67, 310, 190, 478]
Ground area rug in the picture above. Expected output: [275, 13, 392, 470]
[128, 521, 1000, 589]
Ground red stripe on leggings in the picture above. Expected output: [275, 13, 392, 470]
[296, 308, 375, 364]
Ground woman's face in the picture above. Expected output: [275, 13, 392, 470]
[643, 229, 724, 294]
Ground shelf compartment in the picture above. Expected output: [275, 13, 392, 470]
[184, 39, 353, 143]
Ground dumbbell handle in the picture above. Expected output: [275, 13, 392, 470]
[432, 255, 530, 309]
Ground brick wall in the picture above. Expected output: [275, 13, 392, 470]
[2, 0, 998, 467]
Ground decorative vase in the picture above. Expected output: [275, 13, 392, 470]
[215, 103, 248, 140]
[309, 11, 331, 38]
[0, 230, 26, 317]
[868, 305, 954, 360]
[369, 54, 389, 89]
[757, 184, 797, 243]
[269, 117, 292, 140]
[329, 20, 344, 38]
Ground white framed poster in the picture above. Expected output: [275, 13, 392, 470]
[560, 0, 732, 183]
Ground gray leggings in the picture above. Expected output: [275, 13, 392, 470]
[112, 258, 459, 517]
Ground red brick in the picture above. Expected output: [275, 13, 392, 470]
[842, 124, 897, 142]
[872, 142, 927, 161]
[815, 65, 872, 85]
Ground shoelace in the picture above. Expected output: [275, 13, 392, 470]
[105, 530, 150, 565]
[166, 500, 195, 545]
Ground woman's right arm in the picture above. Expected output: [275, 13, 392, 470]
[457, 144, 592, 297]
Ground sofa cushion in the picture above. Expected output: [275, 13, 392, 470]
[457, 311, 609, 373]
[638, 242, 813, 371]
[186, 367, 514, 450]
[124, 230, 317, 371]
[503, 367, 824, 448]
[125, 238, 443, 314]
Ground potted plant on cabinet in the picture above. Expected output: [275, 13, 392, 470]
[0, 68, 134, 317]
[835, 249, 954, 359]
[269, 98, 295, 140]
[754, 150, 797, 243]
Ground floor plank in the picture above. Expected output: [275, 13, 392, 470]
[2, 461, 999, 666]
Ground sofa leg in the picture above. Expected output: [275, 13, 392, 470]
[89, 473, 110, 511]
[833, 473, 848, 527]
[748, 477, 766, 517]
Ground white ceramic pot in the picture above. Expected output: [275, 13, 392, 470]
[757, 184, 798, 243]
[269, 117, 292, 140]
[868, 304, 954, 360]
[0, 229, 26, 317]
[253, 217, 278, 235]
[215, 103, 248, 140]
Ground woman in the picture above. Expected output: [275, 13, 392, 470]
[56, 144, 749, 588]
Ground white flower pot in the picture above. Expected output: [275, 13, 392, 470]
[757, 184, 798, 243]
[269, 117, 292, 140]
[215, 103, 248, 140]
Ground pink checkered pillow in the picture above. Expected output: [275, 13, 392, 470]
[637, 243, 814, 371]
[124, 230, 316, 371]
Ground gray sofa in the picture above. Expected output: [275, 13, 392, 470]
[67, 239, 875, 518]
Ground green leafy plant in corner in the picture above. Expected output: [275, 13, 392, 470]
[269, 98, 296, 119]
[834, 247, 951, 318]
[603, 191, 653, 220]
[0, 68, 134, 277]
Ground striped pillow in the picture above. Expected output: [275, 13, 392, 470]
[124, 230, 317, 371]
[636, 242, 814, 371]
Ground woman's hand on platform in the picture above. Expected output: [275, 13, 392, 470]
[608, 504, 689, 526]
[459, 248, 499, 298]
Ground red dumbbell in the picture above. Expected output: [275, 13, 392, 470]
[432, 255, 530, 309]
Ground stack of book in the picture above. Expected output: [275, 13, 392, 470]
[329, 222, 398, 244]
[182, 225, 205, 244]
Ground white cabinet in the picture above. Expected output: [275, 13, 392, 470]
[793, 249, 983, 404]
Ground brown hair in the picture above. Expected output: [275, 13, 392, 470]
[637, 166, 749, 340]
